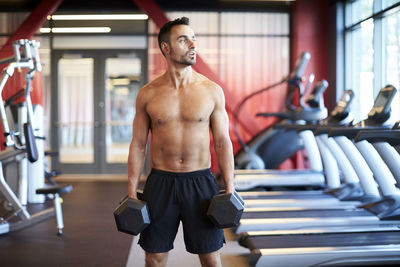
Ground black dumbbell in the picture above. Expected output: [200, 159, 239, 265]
[113, 192, 150, 235]
[207, 190, 244, 228]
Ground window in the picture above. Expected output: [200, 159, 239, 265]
[344, 0, 400, 122]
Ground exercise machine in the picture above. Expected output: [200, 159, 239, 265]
[234, 86, 399, 233]
[234, 89, 354, 191]
[0, 39, 72, 235]
[239, 127, 400, 267]
[234, 52, 324, 171]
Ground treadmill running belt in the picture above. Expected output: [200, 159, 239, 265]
[242, 194, 332, 199]
[245, 231, 400, 250]
[241, 209, 372, 219]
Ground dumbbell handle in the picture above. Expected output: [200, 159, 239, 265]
[218, 190, 244, 206]
[233, 191, 244, 206]
[119, 191, 144, 204]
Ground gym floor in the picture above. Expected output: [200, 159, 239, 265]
[0, 180, 249, 267]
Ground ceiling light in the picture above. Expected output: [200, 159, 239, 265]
[40, 27, 111, 33]
[49, 14, 148, 20]
[111, 78, 131, 85]
[40, 28, 51, 33]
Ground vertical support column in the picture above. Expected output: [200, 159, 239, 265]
[334, 136, 380, 197]
[373, 142, 400, 185]
[18, 105, 28, 205]
[54, 193, 64, 235]
[355, 140, 398, 196]
[28, 105, 45, 203]
[320, 134, 359, 184]
[315, 136, 340, 188]
[298, 130, 323, 171]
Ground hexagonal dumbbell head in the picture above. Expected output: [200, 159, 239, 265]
[114, 198, 150, 235]
[207, 192, 244, 228]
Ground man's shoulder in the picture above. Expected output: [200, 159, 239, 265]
[139, 75, 167, 99]
[194, 72, 221, 91]
[136, 81, 158, 106]
[143, 75, 165, 90]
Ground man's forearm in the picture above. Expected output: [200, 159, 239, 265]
[214, 138, 235, 193]
[127, 142, 146, 198]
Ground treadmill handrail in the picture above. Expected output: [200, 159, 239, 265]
[328, 126, 390, 139]
[354, 129, 400, 146]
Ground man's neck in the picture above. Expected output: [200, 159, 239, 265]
[166, 64, 193, 89]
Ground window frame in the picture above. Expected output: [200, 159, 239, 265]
[341, 0, 400, 121]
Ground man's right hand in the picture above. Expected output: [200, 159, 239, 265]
[128, 192, 138, 200]
[129, 190, 143, 200]
[129, 195, 139, 200]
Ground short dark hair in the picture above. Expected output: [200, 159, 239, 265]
[158, 17, 190, 56]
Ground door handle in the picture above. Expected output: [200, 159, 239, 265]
[94, 121, 107, 127]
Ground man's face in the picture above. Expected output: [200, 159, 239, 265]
[166, 25, 196, 66]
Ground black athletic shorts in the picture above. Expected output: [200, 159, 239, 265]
[138, 168, 225, 254]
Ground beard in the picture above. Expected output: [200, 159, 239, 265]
[170, 49, 196, 66]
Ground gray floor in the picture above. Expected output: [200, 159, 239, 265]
[0, 181, 250, 267]
[126, 224, 250, 267]
[0, 182, 133, 267]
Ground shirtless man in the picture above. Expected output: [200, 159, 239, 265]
[127, 17, 234, 267]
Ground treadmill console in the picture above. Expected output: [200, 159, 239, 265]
[331, 90, 354, 120]
[367, 85, 397, 122]
[305, 80, 329, 108]
[288, 52, 311, 81]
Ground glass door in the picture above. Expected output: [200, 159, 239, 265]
[51, 50, 146, 173]
[102, 52, 145, 172]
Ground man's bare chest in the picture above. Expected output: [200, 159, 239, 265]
[146, 92, 214, 125]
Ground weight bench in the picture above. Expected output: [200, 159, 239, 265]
[36, 184, 73, 235]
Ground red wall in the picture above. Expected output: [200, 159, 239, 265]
[291, 0, 330, 99]
[289, 0, 330, 169]
[1, 71, 44, 106]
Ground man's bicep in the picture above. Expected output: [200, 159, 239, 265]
[131, 92, 150, 146]
[211, 105, 230, 140]
[132, 110, 150, 142]
[211, 86, 230, 138]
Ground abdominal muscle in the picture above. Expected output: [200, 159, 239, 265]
[150, 123, 211, 172]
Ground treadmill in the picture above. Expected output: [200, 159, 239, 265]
[237, 90, 357, 200]
[239, 128, 400, 267]
[239, 86, 396, 210]
[239, 125, 400, 236]
[234, 80, 329, 190]
[243, 230, 400, 267]
[234, 86, 400, 233]
[236, 99, 363, 212]
[360, 125, 400, 185]
[234, 89, 355, 192]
